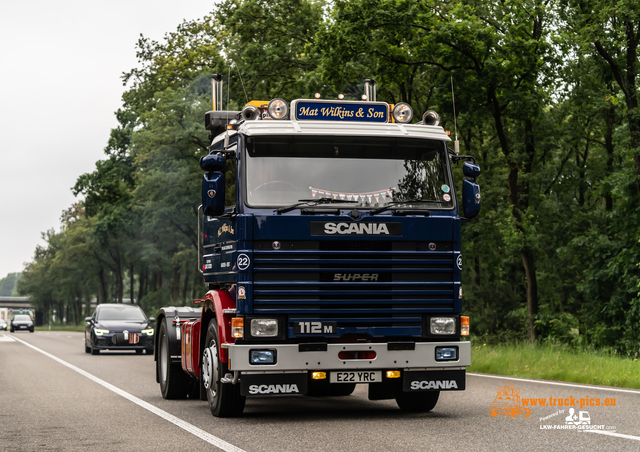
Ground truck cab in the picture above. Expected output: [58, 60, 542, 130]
[154, 77, 481, 417]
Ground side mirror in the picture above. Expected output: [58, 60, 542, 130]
[202, 173, 225, 217]
[462, 161, 481, 178]
[85, 317, 92, 323]
[462, 178, 481, 219]
[149, 317, 156, 324]
[201, 153, 226, 217]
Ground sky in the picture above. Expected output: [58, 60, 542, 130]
[0, 0, 216, 280]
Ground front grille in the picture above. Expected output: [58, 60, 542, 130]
[252, 241, 454, 337]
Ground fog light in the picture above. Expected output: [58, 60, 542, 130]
[312, 371, 326, 380]
[435, 346, 458, 361]
[268, 98, 289, 120]
[386, 370, 401, 379]
[392, 102, 413, 123]
[430, 317, 456, 335]
[250, 349, 276, 365]
[251, 319, 278, 337]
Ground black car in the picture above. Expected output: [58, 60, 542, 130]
[85, 304, 155, 355]
[10, 315, 34, 333]
[0, 319, 7, 331]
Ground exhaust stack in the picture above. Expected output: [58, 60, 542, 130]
[364, 79, 376, 102]
[211, 74, 224, 111]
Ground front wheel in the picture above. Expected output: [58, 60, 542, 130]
[396, 391, 439, 412]
[202, 320, 245, 417]
[157, 321, 190, 399]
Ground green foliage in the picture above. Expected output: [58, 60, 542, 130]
[18, 0, 640, 353]
[0, 272, 22, 296]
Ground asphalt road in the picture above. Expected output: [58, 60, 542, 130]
[1, 331, 640, 451]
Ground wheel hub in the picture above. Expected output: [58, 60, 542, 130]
[202, 342, 219, 395]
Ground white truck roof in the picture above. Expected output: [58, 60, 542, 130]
[211, 120, 451, 147]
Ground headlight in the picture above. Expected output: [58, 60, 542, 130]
[94, 328, 110, 336]
[392, 102, 413, 123]
[141, 328, 154, 336]
[250, 319, 278, 337]
[430, 317, 456, 335]
[267, 98, 289, 120]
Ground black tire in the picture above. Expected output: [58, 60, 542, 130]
[91, 345, 100, 355]
[202, 320, 245, 417]
[329, 383, 356, 396]
[85, 343, 91, 354]
[396, 391, 440, 412]
[157, 321, 190, 399]
[10, 329, 14, 333]
[29, 328, 34, 333]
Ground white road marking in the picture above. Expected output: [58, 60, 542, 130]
[468, 372, 640, 395]
[0, 334, 16, 342]
[10, 335, 245, 452]
[584, 431, 640, 441]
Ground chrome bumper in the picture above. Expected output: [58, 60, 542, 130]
[227, 341, 470, 371]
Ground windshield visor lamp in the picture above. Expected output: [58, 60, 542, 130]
[268, 98, 289, 120]
[435, 346, 458, 361]
[430, 317, 456, 335]
[250, 319, 278, 337]
[392, 102, 413, 123]
[249, 349, 276, 365]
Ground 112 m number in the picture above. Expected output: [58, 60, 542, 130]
[294, 321, 336, 334]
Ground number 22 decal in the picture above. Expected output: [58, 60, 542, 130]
[237, 254, 251, 270]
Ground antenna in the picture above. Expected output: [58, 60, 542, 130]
[451, 76, 460, 155]
[235, 64, 249, 104]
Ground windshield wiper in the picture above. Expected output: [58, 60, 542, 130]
[276, 198, 357, 214]
[369, 199, 439, 215]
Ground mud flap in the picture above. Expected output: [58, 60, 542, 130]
[241, 373, 308, 396]
[403, 370, 466, 392]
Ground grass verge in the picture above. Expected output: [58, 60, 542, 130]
[469, 342, 640, 389]
[35, 325, 85, 333]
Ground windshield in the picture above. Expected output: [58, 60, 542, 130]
[245, 135, 453, 209]
[97, 306, 146, 321]
[14, 315, 31, 322]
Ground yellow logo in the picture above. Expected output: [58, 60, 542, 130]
[490, 382, 531, 418]
[218, 224, 235, 237]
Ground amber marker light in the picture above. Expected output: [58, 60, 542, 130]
[232, 317, 244, 338]
[461, 316, 470, 336]
[386, 370, 401, 379]
[312, 372, 327, 380]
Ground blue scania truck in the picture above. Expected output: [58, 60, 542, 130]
[154, 76, 481, 417]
